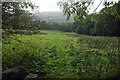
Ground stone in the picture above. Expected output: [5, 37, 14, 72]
[24, 73, 39, 80]
[2, 67, 28, 80]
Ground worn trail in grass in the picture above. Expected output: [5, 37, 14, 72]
[2, 30, 119, 78]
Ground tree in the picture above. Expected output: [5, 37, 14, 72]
[57, 0, 120, 36]
[2, 2, 37, 29]
[57, 0, 93, 20]
[57, 0, 94, 34]
[95, 1, 120, 36]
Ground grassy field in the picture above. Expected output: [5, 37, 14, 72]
[2, 30, 120, 78]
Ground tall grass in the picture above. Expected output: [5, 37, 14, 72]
[2, 30, 119, 78]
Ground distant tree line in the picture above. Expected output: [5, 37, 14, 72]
[42, 22, 73, 32]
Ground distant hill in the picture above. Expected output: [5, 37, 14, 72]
[32, 11, 74, 23]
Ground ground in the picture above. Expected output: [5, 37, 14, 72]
[2, 30, 120, 78]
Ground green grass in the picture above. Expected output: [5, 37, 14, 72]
[2, 30, 120, 78]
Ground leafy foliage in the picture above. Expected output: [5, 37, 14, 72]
[57, 1, 93, 20]
[2, 2, 37, 29]
[58, 1, 120, 37]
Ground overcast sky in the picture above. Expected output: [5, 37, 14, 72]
[31, 0, 62, 12]
[31, 0, 118, 12]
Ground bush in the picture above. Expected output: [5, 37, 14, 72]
[2, 29, 41, 35]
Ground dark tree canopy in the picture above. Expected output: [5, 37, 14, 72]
[57, 0, 120, 36]
[2, 2, 38, 29]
